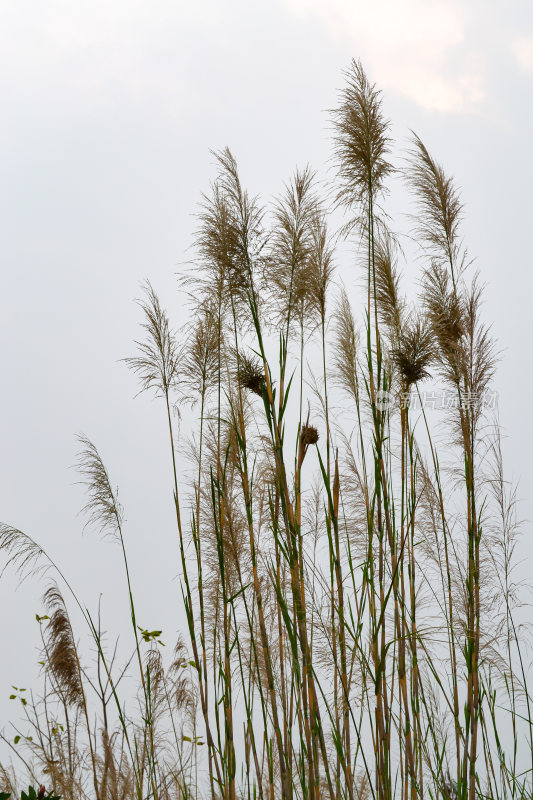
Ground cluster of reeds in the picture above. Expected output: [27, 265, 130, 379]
[1, 60, 531, 800]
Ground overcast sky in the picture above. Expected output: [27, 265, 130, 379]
[1, 0, 532, 740]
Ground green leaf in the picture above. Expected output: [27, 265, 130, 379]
[14, 735, 20, 744]
[137, 626, 165, 645]
[0, 791, 11, 800]
[9, 694, 16, 699]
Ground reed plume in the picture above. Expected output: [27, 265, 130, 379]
[123, 281, 180, 398]
[407, 132, 465, 278]
[76, 435, 123, 539]
[43, 585, 84, 709]
[331, 58, 393, 220]
[266, 166, 319, 333]
[393, 316, 434, 388]
[0, 524, 48, 582]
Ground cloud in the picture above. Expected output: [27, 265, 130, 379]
[512, 34, 533, 71]
[283, 0, 485, 112]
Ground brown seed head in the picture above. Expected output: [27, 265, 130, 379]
[236, 353, 264, 396]
[393, 319, 434, 388]
[300, 424, 319, 447]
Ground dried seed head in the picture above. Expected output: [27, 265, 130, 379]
[393, 319, 434, 388]
[331, 59, 393, 212]
[307, 213, 335, 325]
[407, 133, 464, 269]
[76, 435, 123, 539]
[423, 263, 464, 362]
[300, 424, 319, 447]
[373, 230, 404, 337]
[43, 584, 84, 708]
[236, 353, 264, 396]
[123, 281, 180, 397]
[181, 301, 220, 401]
[266, 166, 319, 331]
[332, 288, 359, 401]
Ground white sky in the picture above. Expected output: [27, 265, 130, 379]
[1, 0, 532, 746]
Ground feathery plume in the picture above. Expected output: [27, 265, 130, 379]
[76, 435, 123, 539]
[407, 132, 464, 274]
[0, 524, 48, 582]
[332, 288, 359, 401]
[213, 147, 264, 308]
[43, 583, 84, 707]
[307, 212, 335, 326]
[373, 229, 404, 337]
[423, 261, 464, 368]
[393, 317, 434, 388]
[123, 281, 180, 398]
[456, 276, 497, 426]
[331, 59, 393, 216]
[181, 301, 220, 401]
[267, 166, 319, 330]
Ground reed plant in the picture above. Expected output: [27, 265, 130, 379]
[1, 60, 531, 800]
